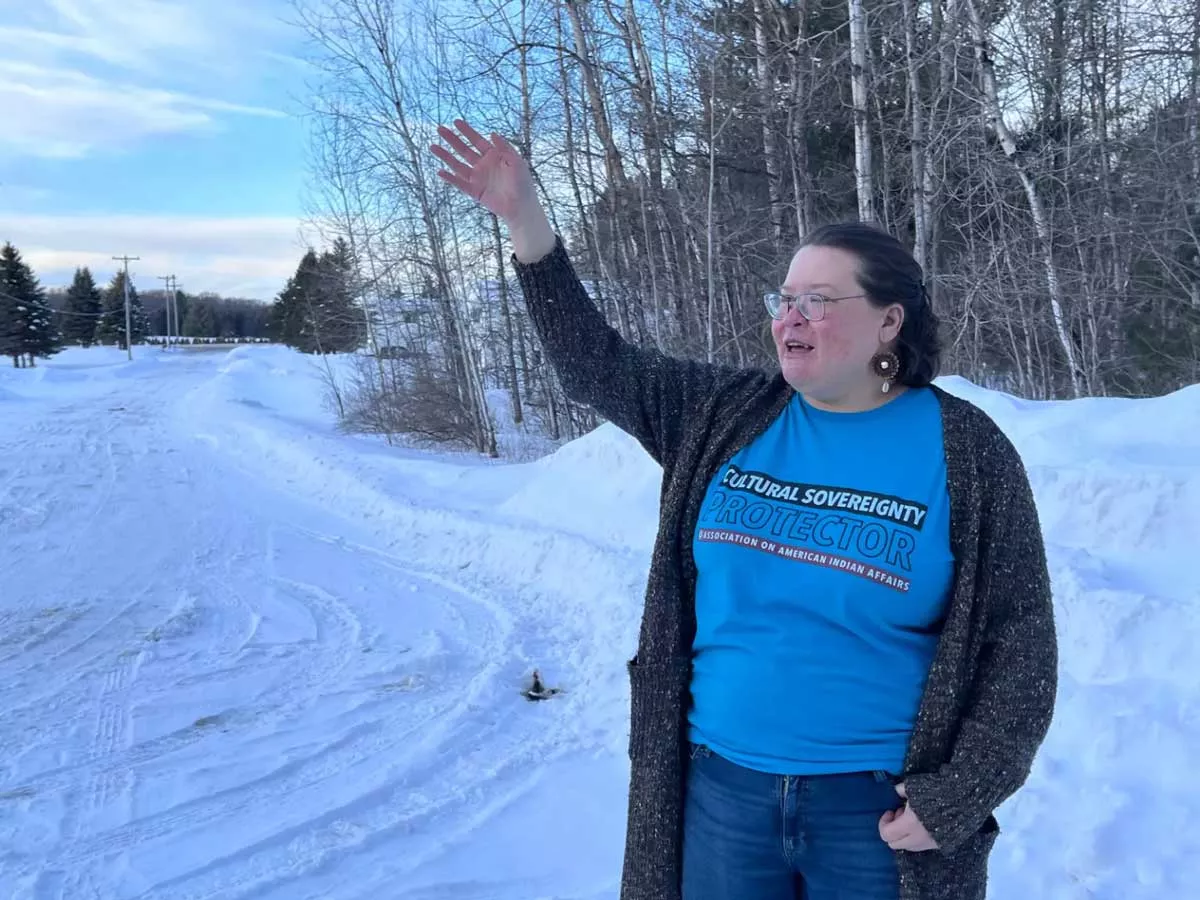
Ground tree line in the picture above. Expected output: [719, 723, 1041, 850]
[289, 0, 1200, 455]
[0, 239, 274, 366]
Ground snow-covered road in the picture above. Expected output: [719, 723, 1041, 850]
[0, 349, 629, 899]
[2, 345, 1199, 899]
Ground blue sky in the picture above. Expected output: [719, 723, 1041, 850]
[0, 0, 321, 300]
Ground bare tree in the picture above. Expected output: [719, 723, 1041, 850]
[292, 0, 1198, 459]
[965, 0, 1083, 396]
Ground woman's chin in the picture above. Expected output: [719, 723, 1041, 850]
[778, 355, 819, 389]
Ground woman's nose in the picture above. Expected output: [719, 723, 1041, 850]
[782, 300, 810, 326]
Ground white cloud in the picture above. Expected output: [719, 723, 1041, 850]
[0, 61, 285, 159]
[2, 1, 297, 160]
[1, 213, 326, 301]
[22, 0, 293, 73]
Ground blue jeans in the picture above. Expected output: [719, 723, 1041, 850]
[682, 743, 902, 900]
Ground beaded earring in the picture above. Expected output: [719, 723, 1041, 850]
[870, 350, 902, 393]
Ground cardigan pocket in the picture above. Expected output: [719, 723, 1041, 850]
[905, 814, 999, 900]
[626, 655, 692, 762]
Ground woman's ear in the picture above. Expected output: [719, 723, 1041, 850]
[880, 303, 905, 343]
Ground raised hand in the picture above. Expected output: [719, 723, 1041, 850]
[430, 119, 540, 227]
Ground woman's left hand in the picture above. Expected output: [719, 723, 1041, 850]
[879, 782, 939, 851]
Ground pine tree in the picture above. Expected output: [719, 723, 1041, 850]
[62, 267, 103, 346]
[0, 242, 61, 367]
[269, 250, 321, 351]
[315, 238, 367, 353]
[173, 290, 190, 338]
[266, 244, 366, 354]
[95, 271, 149, 349]
[266, 277, 296, 346]
[0, 253, 21, 367]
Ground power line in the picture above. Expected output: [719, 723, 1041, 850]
[47, 307, 104, 319]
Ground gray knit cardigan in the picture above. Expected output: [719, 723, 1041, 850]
[513, 238, 1058, 900]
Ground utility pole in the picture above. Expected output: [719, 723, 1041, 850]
[157, 274, 179, 349]
[170, 276, 181, 347]
[157, 275, 172, 349]
[112, 254, 140, 360]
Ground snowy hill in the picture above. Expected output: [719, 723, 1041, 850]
[0, 345, 1197, 898]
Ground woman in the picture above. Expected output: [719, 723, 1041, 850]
[430, 120, 1057, 900]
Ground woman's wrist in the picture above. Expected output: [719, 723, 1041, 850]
[509, 209, 556, 264]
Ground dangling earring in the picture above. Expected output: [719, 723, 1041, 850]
[870, 350, 901, 393]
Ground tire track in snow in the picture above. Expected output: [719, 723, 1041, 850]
[0, 570, 361, 867]
[1, 446, 261, 782]
[49, 650, 142, 900]
[114, 416, 618, 900]
[0, 580, 249, 786]
[0, 596, 142, 699]
[0, 407, 150, 742]
[16, 569, 369, 882]
[124, 542, 515, 900]
[0, 596, 145, 781]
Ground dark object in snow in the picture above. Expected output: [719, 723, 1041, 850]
[522, 668, 562, 701]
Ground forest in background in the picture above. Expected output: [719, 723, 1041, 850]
[292, 0, 1200, 455]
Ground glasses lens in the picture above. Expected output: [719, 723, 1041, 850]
[765, 292, 826, 321]
[764, 292, 783, 319]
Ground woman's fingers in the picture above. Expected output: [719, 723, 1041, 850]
[436, 124, 483, 164]
[434, 167, 478, 198]
[879, 807, 911, 840]
[430, 143, 475, 180]
[455, 118, 493, 155]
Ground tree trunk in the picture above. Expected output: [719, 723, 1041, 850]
[903, 0, 933, 271]
[754, 0, 786, 246]
[787, 0, 814, 240]
[966, 0, 1083, 396]
[492, 214, 523, 424]
[1190, 0, 1200, 307]
[563, 0, 628, 186]
[849, 0, 877, 223]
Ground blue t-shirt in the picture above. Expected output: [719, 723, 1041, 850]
[687, 387, 954, 775]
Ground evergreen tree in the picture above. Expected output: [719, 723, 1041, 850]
[173, 290, 190, 338]
[269, 250, 321, 351]
[268, 243, 366, 354]
[315, 237, 367, 352]
[95, 270, 148, 349]
[62, 267, 103, 346]
[0, 242, 61, 367]
[0, 255, 23, 367]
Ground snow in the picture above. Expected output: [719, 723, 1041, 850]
[0, 345, 1196, 899]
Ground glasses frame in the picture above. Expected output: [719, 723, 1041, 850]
[763, 290, 869, 322]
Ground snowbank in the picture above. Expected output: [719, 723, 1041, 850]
[497, 422, 661, 553]
[938, 376, 1200, 567]
[0, 345, 165, 402]
[201, 345, 345, 431]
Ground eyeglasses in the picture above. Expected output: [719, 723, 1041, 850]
[763, 291, 869, 322]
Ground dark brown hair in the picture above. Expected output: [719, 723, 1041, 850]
[799, 222, 942, 387]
